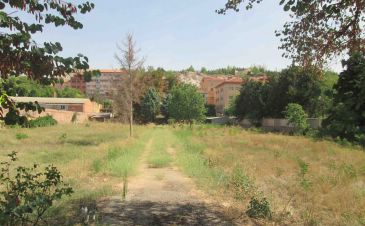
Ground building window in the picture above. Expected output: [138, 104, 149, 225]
[60, 105, 66, 110]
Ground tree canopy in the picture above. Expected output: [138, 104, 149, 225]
[0, 0, 94, 125]
[323, 52, 365, 145]
[0, 76, 84, 98]
[219, 0, 365, 67]
[140, 87, 161, 123]
[166, 84, 206, 124]
[0, 0, 94, 80]
[234, 66, 335, 123]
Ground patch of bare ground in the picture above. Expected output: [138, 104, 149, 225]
[98, 140, 234, 225]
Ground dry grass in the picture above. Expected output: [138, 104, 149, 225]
[1, 123, 364, 225]
[174, 126, 365, 225]
[0, 122, 151, 224]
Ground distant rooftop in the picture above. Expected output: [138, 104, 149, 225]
[10, 97, 91, 104]
[214, 77, 244, 88]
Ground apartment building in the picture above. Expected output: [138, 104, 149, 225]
[65, 73, 86, 93]
[200, 76, 227, 105]
[86, 69, 128, 99]
[214, 78, 244, 114]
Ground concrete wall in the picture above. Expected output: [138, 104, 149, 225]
[240, 118, 322, 131]
[208, 117, 322, 131]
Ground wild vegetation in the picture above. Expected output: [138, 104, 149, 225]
[173, 125, 365, 225]
[0, 123, 149, 224]
[1, 124, 364, 225]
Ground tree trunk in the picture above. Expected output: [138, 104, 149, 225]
[129, 72, 133, 137]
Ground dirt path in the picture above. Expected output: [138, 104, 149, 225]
[98, 136, 233, 226]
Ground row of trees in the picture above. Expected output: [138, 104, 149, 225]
[0, 77, 84, 98]
[230, 53, 364, 145]
[231, 67, 337, 123]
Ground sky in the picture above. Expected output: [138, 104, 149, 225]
[29, 0, 338, 71]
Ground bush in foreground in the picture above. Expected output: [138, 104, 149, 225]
[0, 152, 73, 226]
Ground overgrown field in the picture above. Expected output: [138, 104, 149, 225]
[0, 123, 153, 224]
[1, 123, 364, 225]
[173, 126, 365, 225]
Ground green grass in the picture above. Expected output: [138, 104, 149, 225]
[147, 128, 173, 168]
[174, 128, 228, 189]
[105, 132, 150, 177]
[15, 133, 28, 140]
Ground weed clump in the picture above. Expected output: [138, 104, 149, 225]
[246, 196, 272, 219]
[15, 133, 28, 140]
[28, 115, 57, 128]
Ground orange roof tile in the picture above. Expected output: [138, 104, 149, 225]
[215, 78, 244, 88]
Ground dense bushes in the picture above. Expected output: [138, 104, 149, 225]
[28, 115, 58, 128]
[234, 66, 333, 123]
[235, 80, 270, 125]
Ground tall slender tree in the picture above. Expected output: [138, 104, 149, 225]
[115, 33, 144, 137]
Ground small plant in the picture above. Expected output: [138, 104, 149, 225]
[91, 159, 103, 173]
[340, 163, 357, 179]
[0, 152, 73, 225]
[121, 173, 128, 201]
[297, 158, 312, 190]
[246, 196, 272, 219]
[230, 166, 256, 200]
[298, 159, 309, 177]
[71, 112, 78, 123]
[15, 133, 28, 140]
[284, 103, 309, 135]
[28, 115, 57, 128]
[58, 133, 67, 144]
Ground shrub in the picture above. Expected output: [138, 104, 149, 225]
[28, 115, 57, 128]
[284, 103, 309, 135]
[246, 196, 272, 219]
[230, 166, 256, 200]
[71, 112, 78, 123]
[0, 152, 73, 225]
[297, 159, 312, 190]
[15, 133, 28, 140]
